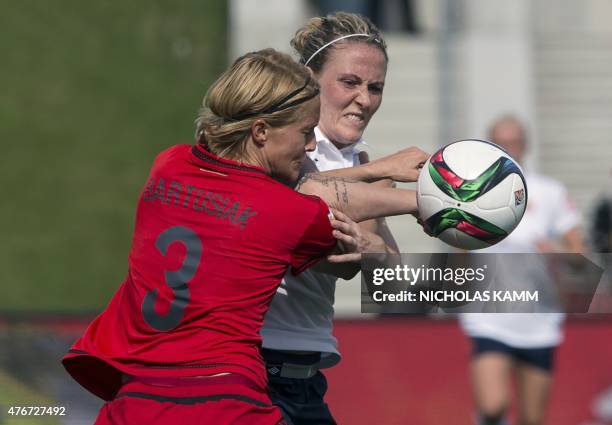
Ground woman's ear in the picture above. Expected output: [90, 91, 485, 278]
[251, 119, 268, 146]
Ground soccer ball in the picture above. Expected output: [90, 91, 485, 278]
[417, 139, 527, 250]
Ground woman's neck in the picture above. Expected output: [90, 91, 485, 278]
[241, 141, 270, 173]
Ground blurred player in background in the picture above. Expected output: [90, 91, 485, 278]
[592, 169, 612, 311]
[592, 187, 612, 255]
[62, 48, 424, 425]
[592, 171, 612, 291]
[261, 12, 429, 425]
[460, 115, 585, 425]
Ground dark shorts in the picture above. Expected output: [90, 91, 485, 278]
[472, 337, 556, 372]
[94, 374, 286, 425]
[263, 349, 336, 425]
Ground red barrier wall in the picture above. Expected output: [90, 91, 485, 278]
[326, 318, 612, 425]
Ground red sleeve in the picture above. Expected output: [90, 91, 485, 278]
[290, 198, 337, 275]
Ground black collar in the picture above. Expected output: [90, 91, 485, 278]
[191, 144, 268, 176]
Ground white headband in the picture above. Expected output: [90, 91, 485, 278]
[304, 33, 369, 66]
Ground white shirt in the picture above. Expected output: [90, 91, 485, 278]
[459, 172, 581, 348]
[307, 127, 362, 170]
[260, 127, 362, 368]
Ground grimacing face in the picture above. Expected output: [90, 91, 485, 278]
[264, 97, 320, 183]
[314, 42, 387, 148]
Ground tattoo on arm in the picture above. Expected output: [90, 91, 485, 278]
[331, 179, 349, 206]
[341, 180, 349, 205]
[295, 173, 354, 210]
[333, 180, 340, 204]
[296, 173, 353, 207]
[296, 173, 355, 189]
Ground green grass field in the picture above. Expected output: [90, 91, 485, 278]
[0, 1, 227, 311]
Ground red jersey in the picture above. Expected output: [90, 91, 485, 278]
[63, 144, 336, 401]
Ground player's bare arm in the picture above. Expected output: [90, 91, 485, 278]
[312, 180, 401, 279]
[296, 173, 419, 223]
[312, 147, 429, 183]
[356, 178, 401, 256]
